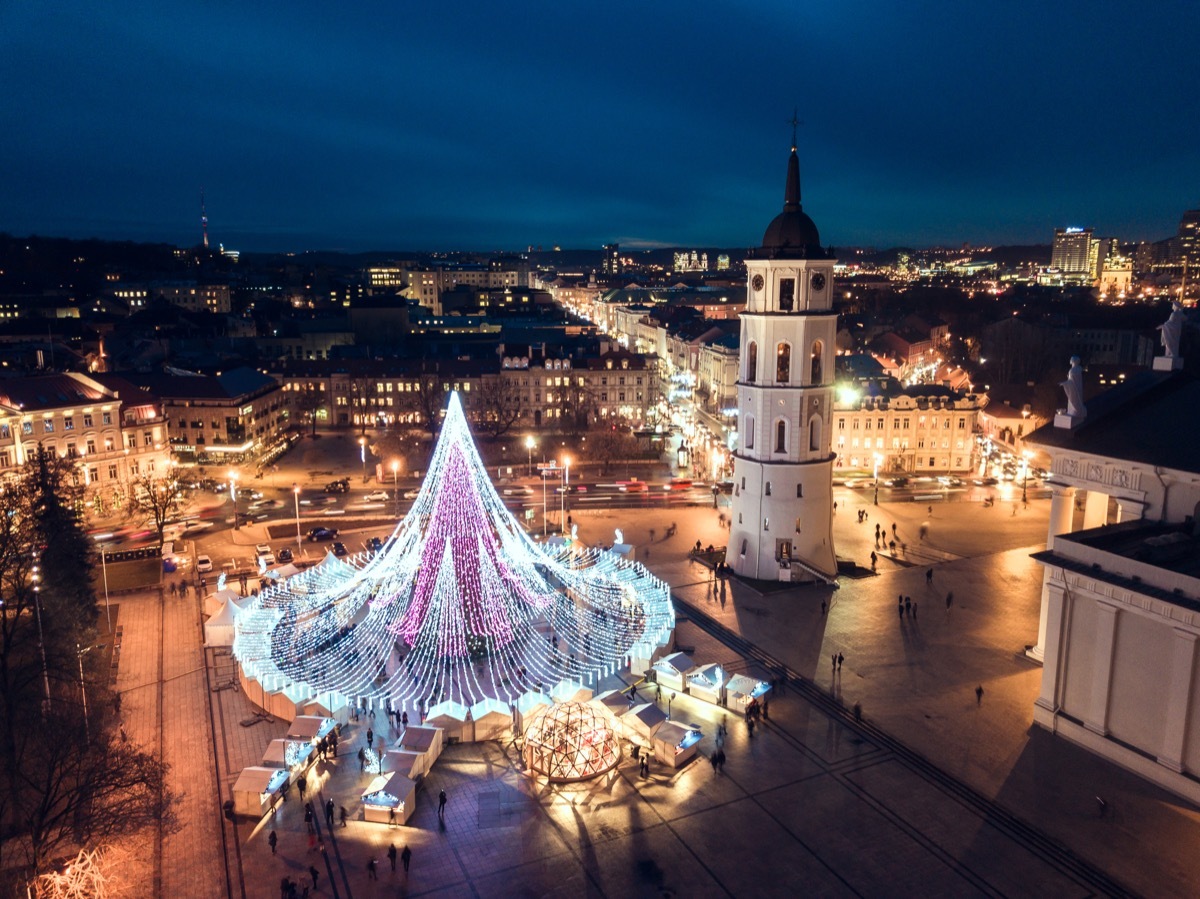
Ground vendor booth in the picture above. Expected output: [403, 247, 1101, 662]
[261, 738, 314, 780]
[361, 770, 417, 825]
[265, 683, 311, 722]
[203, 598, 239, 647]
[231, 766, 288, 817]
[621, 702, 668, 747]
[685, 663, 727, 706]
[301, 694, 350, 726]
[425, 701, 470, 743]
[652, 652, 696, 693]
[591, 689, 632, 717]
[384, 749, 423, 780]
[287, 714, 337, 747]
[725, 674, 771, 714]
[470, 698, 513, 742]
[651, 721, 703, 769]
[396, 725, 443, 778]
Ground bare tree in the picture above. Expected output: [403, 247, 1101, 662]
[474, 376, 524, 438]
[399, 374, 446, 438]
[127, 472, 185, 544]
[294, 388, 325, 436]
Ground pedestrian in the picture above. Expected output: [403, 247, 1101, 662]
[762, 697, 770, 719]
[339, 806, 348, 827]
[331, 731, 338, 757]
[832, 652, 837, 671]
[711, 751, 719, 772]
[304, 804, 314, 834]
[269, 829, 278, 855]
[309, 866, 319, 891]
[820, 599, 826, 615]
[899, 603, 904, 621]
[367, 727, 374, 750]
[870, 551, 877, 571]
[401, 844, 412, 873]
[889, 539, 896, 554]
[367, 858, 378, 880]
[388, 842, 397, 871]
[358, 747, 366, 772]
[975, 685, 984, 705]
[438, 788, 447, 817]
[945, 591, 954, 613]
[401, 710, 409, 728]
[904, 596, 911, 616]
[837, 652, 844, 670]
[853, 702, 862, 722]
[912, 602, 918, 619]
[716, 747, 726, 772]
[748, 717, 755, 738]
[891, 523, 897, 537]
[297, 773, 307, 801]
[926, 568, 933, 586]
[325, 798, 334, 827]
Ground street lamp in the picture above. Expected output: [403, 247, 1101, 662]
[228, 471, 239, 530]
[293, 483, 302, 553]
[77, 642, 106, 744]
[541, 468, 549, 537]
[1021, 450, 1031, 505]
[561, 455, 571, 533]
[359, 437, 368, 483]
[99, 546, 111, 632]
[873, 453, 882, 506]
[525, 436, 535, 476]
[391, 460, 400, 501]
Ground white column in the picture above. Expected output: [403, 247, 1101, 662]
[1030, 485, 1076, 662]
[1083, 602, 1120, 736]
[1158, 630, 1198, 772]
[1082, 489, 1109, 530]
[1034, 581, 1069, 712]
[1114, 498, 1142, 524]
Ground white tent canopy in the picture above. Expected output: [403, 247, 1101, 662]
[204, 598, 239, 647]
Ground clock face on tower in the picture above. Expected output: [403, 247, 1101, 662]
[751, 274, 764, 292]
[810, 272, 826, 292]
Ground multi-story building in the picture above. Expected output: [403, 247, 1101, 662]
[0, 372, 171, 515]
[120, 367, 287, 464]
[602, 243, 621, 275]
[831, 386, 982, 474]
[394, 264, 520, 314]
[1050, 227, 1100, 284]
[108, 281, 231, 314]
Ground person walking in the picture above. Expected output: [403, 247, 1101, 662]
[870, 551, 877, 571]
[304, 804, 314, 834]
[912, 601, 918, 620]
[904, 596, 911, 616]
[820, 599, 826, 615]
[401, 710, 409, 728]
[358, 747, 367, 772]
[366, 727, 374, 750]
[975, 685, 984, 705]
[853, 701, 862, 722]
[837, 652, 844, 670]
[438, 789, 448, 817]
[926, 568, 934, 586]
[309, 866, 320, 891]
[388, 843, 397, 872]
[367, 858, 378, 880]
[324, 798, 334, 828]
[269, 829, 278, 855]
[401, 845, 412, 873]
[339, 806, 348, 828]
[297, 773, 307, 801]
[945, 591, 954, 613]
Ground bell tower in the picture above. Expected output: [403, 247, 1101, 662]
[727, 142, 838, 583]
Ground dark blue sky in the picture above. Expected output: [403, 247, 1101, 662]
[2, 1, 1196, 252]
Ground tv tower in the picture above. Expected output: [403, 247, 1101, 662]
[200, 188, 209, 249]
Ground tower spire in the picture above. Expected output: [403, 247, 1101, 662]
[788, 107, 800, 152]
[200, 188, 209, 250]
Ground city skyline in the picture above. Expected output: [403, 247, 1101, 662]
[1, 1, 1198, 252]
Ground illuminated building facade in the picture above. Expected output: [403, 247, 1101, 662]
[1050, 227, 1100, 284]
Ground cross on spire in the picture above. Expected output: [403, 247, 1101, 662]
[788, 108, 802, 151]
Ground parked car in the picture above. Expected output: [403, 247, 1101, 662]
[255, 544, 275, 566]
[307, 527, 339, 542]
[277, 547, 294, 563]
[364, 490, 390, 502]
[324, 479, 350, 494]
[367, 536, 384, 553]
[196, 554, 213, 573]
[403, 490, 420, 500]
[973, 477, 999, 486]
[331, 541, 348, 557]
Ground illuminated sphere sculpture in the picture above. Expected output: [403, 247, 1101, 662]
[232, 392, 674, 714]
[523, 702, 621, 782]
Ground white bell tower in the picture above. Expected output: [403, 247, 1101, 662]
[728, 143, 838, 583]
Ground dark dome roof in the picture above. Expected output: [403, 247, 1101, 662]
[759, 148, 828, 260]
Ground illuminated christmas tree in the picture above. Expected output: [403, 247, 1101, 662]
[233, 392, 673, 711]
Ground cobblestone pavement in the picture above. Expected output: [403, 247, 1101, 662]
[101, 489, 1199, 898]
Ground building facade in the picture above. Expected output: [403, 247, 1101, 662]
[832, 389, 981, 474]
[728, 146, 838, 583]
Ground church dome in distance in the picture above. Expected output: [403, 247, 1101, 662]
[760, 146, 828, 259]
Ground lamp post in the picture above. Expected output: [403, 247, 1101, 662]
[391, 460, 400, 499]
[873, 453, 882, 506]
[1021, 450, 1031, 505]
[542, 469, 548, 537]
[669, 691, 676, 719]
[99, 546, 111, 632]
[229, 471, 239, 530]
[77, 642, 106, 744]
[293, 483, 302, 553]
[561, 455, 571, 533]
[359, 437, 368, 483]
[32, 554, 51, 716]
[525, 436, 535, 476]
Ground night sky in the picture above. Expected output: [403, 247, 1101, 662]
[2, 1, 1197, 253]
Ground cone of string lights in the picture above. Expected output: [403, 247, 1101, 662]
[232, 392, 674, 714]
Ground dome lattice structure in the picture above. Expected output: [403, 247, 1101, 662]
[522, 701, 621, 782]
[231, 392, 674, 712]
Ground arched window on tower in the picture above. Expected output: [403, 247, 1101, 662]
[775, 419, 787, 453]
[746, 341, 758, 383]
[745, 415, 755, 449]
[809, 416, 821, 451]
[776, 343, 791, 383]
[810, 340, 823, 384]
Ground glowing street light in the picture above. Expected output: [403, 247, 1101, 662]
[293, 483, 302, 553]
[359, 436, 368, 483]
[873, 453, 882, 506]
[77, 642, 106, 744]
[229, 470, 239, 530]
[525, 435, 536, 476]
[561, 454, 571, 533]
[391, 460, 400, 501]
[1021, 450, 1032, 505]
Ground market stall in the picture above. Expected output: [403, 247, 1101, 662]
[261, 737, 314, 779]
[361, 770, 417, 825]
[651, 721, 703, 769]
[231, 766, 288, 817]
[287, 714, 336, 747]
[591, 689, 632, 718]
[621, 702, 667, 747]
[384, 749, 423, 780]
[301, 693, 350, 726]
[425, 700, 470, 743]
[396, 725, 443, 778]
[652, 652, 696, 693]
[514, 691, 553, 732]
[470, 698, 513, 742]
[725, 674, 771, 714]
[685, 663, 727, 706]
[265, 683, 311, 721]
[203, 597, 239, 647]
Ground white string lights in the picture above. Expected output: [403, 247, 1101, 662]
[233, 392, 674, 713]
